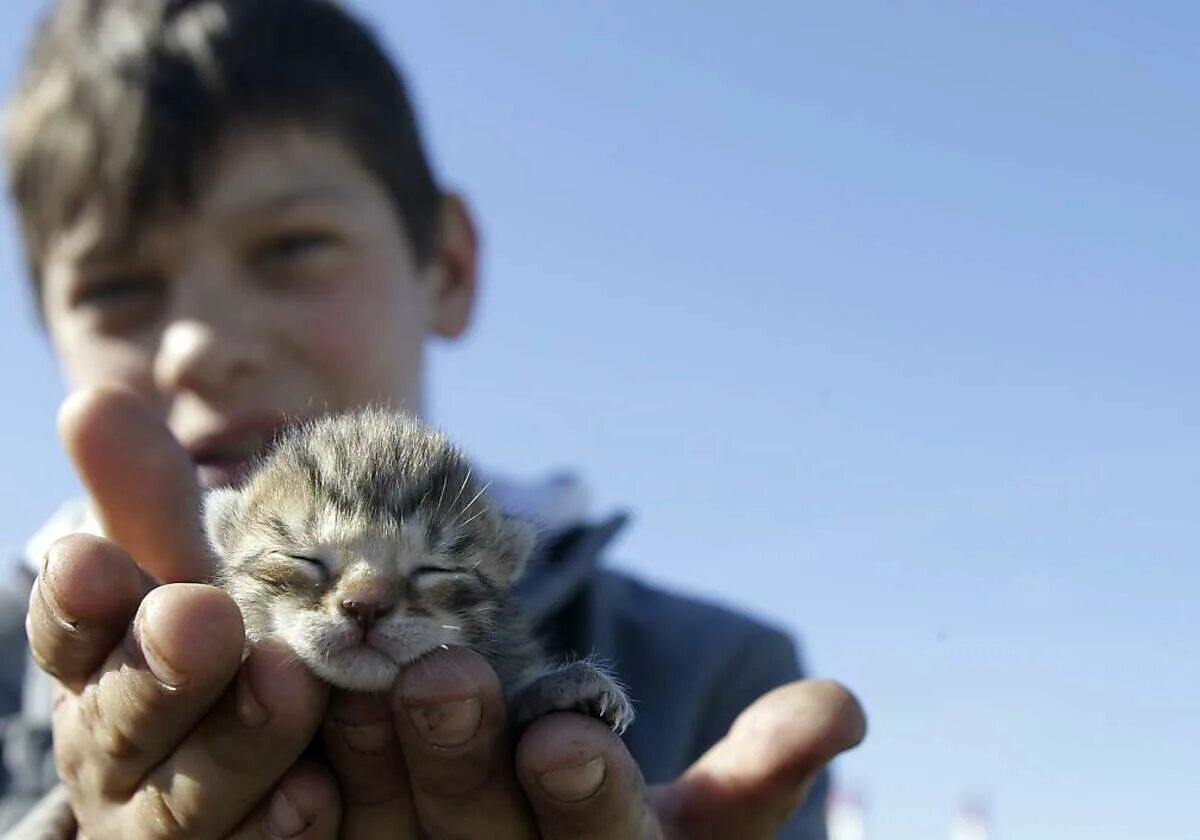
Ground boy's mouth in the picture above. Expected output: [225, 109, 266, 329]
[185, 417, 296, 489]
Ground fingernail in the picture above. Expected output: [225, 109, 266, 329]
[236, 665, 268, 728]
[133, 614, 188, 688]
[407, 697, 481, 746]
[35, 576, 77, 632]
[265, 789, 307, 838]
[38, 547, 77, 631]
[538, 756, 606, 802]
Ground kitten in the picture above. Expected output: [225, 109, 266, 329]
[204, 408, 633, 734]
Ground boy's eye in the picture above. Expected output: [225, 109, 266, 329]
[70, 272, 164, 333]
[73, 274, 161, 308]
[255, 231, 336, 264]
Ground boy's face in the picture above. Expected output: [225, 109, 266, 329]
[38, 127, 477, 489]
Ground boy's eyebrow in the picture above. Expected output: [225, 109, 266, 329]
[67, 185, 354, 267]
[71, 231, 146, 268]
[219, 184, 356, 215]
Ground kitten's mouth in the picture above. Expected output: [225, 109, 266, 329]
[321, 637, 443, 692]
[353, 633, 434, 665]
[346, 622, 449, 665]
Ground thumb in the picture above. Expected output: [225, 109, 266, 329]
[58, 386, 214, 584]
[654, 679, 866, 840]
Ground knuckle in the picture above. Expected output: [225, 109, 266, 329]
[77, 677, 153, 770]
[53, 734, 83, 789]
[137, 783, 197, 839]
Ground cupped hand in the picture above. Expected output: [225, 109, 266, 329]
[28, 387, 338, 838]
[322, 646, 865, 840]
[32, 386, 867, 839]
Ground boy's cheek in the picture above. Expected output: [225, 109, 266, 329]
[275, 285, 427, 409]
[53, 329, 157, 396]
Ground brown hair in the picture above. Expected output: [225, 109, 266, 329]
[5, 0, 441, 303]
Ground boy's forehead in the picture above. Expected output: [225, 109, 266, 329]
[46, 128, 372, 266]
[199, 127, 369, 210]
[44, 198, 183, 276]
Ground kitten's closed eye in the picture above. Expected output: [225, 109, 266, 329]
[411, 565, 468, 593]
[412, 565, 465, 583]
[277, 552, 330, 581]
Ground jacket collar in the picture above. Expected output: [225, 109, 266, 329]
[516, 513, 628, 625]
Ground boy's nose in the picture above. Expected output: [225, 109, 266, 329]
[154, 318, 264, 397]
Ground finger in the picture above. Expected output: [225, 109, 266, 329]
[516, 713, 663, 840]
[655, 679, 867, 839]
[229, 761, 341, 840]
[27, 535, 145, 689]
[59, 386, 213, 584]
[53, 583, 244, 798]
[394, 647, 536, 840]
[323, 690, 419, 839]
[125, 639, 329, 838]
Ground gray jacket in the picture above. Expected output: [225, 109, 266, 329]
[0, 507, 828, 838]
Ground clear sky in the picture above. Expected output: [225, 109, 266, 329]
[1, 2, 1196, 837]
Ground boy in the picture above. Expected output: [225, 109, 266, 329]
[0, 0, 865, 837]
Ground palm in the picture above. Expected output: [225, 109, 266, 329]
[653, 681, 866, 840]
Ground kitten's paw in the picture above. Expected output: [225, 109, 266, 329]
[510, 661, 635, 735]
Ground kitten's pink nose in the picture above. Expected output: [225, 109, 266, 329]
[339, 597, 393, 629]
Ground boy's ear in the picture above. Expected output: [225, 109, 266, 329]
[203, 487, 243, 555]
[426, 192, 478, 339]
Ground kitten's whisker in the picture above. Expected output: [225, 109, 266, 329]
[441, 624, 461, 631]
[452, 480, 493, 528]
[457, 507, 488, 530]
[448, 466, 472, 516]
[437, 474, 448, 512]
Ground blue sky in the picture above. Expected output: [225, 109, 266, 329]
[1, 2, 1196, 837]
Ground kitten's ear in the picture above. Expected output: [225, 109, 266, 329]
[203, 487, 243, 555]
[496, 516, 537, 584]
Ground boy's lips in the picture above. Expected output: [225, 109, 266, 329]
[194, 459, 258, 490]
[183, 416, 298, 489]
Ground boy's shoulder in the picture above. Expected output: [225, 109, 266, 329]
[524, 510, 801, 669]
[590, 565, 800, 671]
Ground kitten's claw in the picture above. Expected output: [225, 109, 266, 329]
[510, 661, 635, 735]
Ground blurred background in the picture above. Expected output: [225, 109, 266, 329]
[1, 2, 1196, 837]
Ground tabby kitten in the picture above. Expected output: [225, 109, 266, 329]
[204, 408, 633, 733]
